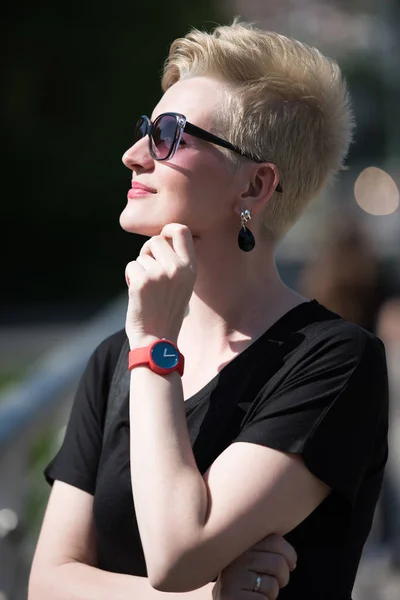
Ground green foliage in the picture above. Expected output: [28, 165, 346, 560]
[0, 371, 21, 396]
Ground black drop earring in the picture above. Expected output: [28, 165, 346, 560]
[238, 209, 255, 252]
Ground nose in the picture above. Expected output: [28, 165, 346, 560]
[122, 136, 155, 172]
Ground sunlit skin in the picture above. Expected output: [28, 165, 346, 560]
[121, 76, 305, 382]
[120, 77, 251, 239]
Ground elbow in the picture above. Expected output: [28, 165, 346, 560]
[147, 551, 215, 593]
[147, 560, 189, 593]
[149, 576, 183, 593]
[150, 570, 202, 594]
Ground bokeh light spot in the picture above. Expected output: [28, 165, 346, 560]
[354, 167, 399, 215]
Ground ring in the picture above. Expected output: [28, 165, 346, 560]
[253, 573, 262, 593]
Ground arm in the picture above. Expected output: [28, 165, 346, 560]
[28, 480, 215, 600]
[125, 225, 330, 592]
[130, 325, 387, 594]
[129, 365, 328, 592]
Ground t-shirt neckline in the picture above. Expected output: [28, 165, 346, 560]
[184, 299, 319, 409]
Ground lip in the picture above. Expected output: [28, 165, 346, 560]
[128, 181, 157, 199]
[131, 181, 157, 193]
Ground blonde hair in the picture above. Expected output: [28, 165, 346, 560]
[162, 19, 355, 238]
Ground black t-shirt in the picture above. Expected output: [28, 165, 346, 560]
[44, 300, 389, 599]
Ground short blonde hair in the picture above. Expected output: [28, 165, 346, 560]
[162, 19, 355, 239]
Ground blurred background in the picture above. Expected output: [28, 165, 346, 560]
[1, 1, 400, 598]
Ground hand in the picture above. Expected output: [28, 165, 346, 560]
[125, 224, 197, 347]
[212, 534, 297, 600]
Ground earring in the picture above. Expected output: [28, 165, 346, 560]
[238, 209, 255, 252]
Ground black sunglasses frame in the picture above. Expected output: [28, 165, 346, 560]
[135, 112, 283, 193]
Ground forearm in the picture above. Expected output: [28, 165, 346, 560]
[129, 361, 209, 585]
[29, 561, 214, 600]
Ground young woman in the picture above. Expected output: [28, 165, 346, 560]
[28, 20, 388, 600]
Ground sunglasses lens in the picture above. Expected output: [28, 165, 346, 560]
[134, 117, 148, 143]
[151, 114, 178, 159]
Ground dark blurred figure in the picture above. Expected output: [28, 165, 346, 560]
[298, 213, 400, 568]
[298, 213, 385, 333]
[377, 297, 400, 569]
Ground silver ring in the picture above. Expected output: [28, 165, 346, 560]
[253, 573, 262, 593]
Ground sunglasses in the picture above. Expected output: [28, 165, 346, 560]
[134, 112, 283, 193]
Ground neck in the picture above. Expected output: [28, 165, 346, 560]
[181, 230, 305, 345]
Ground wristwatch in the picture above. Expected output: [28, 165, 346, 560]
[128, 338, 185, 376]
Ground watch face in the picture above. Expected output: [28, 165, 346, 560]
[151, 340, 179, 370]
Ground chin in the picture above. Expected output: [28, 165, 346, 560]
[119, 210, 163, 237]
[119, 203, 197, 238]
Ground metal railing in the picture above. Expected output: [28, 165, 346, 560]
[0, 295, 127, 600]
[0, 293, 397, 599]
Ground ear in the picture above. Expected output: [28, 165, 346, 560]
[237, 162, 280, 215]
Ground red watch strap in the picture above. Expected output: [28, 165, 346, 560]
[176, 352, 185, 377]
[128, 340, 185, 376]
[128, 346, 151, 370]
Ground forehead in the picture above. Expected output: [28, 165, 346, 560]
[151, 76, 224, 127]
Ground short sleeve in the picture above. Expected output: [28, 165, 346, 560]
[44, 329, 126, 495]
[234, 326, 389, 507]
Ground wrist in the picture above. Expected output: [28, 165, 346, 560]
[128, 334, 161, 350]
[128, 334, 179, 350]
[128, 337, 184, 376]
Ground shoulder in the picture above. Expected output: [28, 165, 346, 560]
[294, 301, 386, 369]
[265, 300, 389, 410]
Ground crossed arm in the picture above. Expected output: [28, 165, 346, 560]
[28, 356, 329, 600]
[28, 480, 297, 600]
[28, 345, 327, 600]
[28, 481, 216, 600]
[128, 361, 331, 593]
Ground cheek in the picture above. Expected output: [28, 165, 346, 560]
[170, 153, 234, 202]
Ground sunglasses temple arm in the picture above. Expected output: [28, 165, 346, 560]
[184, 122, 237, 151]
[184, 122, 283, 192]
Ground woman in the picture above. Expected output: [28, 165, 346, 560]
[28, 19, 388, 599]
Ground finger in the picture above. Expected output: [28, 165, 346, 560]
[218, 594, 263, 600]
[125, 261, 146, 288]
[159, 223, 195, 264]
[136, 253, 163, 274]
[140, 235, 173, 257]
[243, 572, 280, 600]
[252, 535, 297, 571]
[140, 236, 179, 271]
[247, 552, 290, 589]
[222, 593, 266, 600]
[216, 579, 270, 600]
